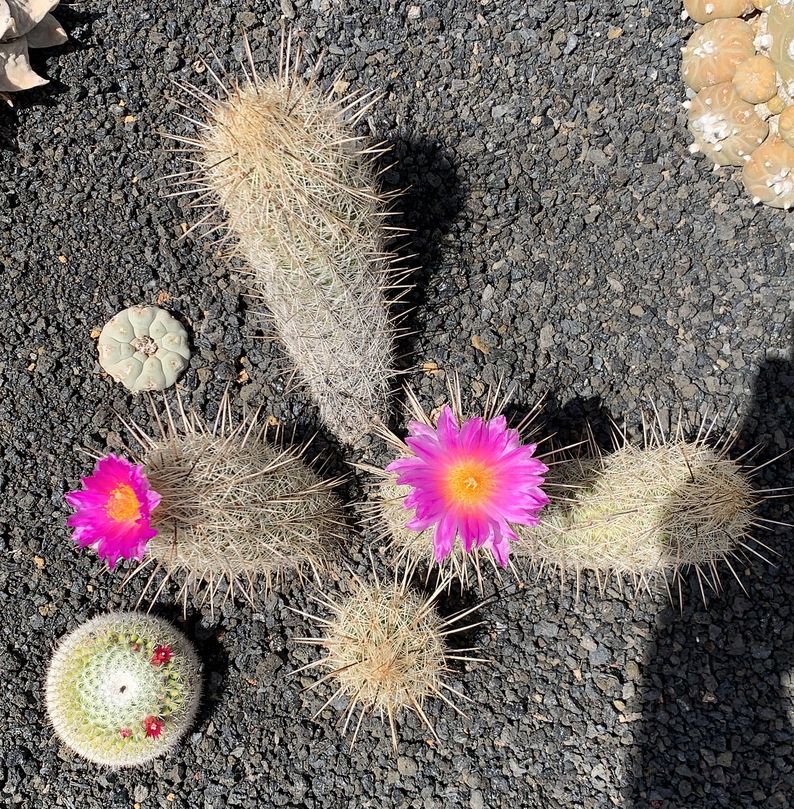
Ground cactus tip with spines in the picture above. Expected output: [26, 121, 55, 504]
[291, 564, 485, 751]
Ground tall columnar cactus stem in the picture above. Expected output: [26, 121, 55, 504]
[292, 568, 484, 750]
[167, 33, 409, 445]
[122, 392, 345, 615]
[512, 417, 761, 601]
[45, 612, 201, 767]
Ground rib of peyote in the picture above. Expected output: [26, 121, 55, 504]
[167, 34, 409, 445]
[512, 415, 763, 602]
[45, 612, 201, 768]
[292, 567, 485, 750]
[123, 393, 345, 616]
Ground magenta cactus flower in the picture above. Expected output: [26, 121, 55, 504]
[65, 454, 161, 569]
[386, 405, 549, 567]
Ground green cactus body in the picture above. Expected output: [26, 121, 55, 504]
[46, 613, 201, 767]
[173, 37, 405, 445]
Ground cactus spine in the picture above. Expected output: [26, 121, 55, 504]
[168, 34, 408, 444]
[45, 612, 201, 767]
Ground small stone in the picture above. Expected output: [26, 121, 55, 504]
[397, 755, 418, 776]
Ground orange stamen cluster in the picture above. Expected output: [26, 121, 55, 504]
[443, 460, 495, 508]
[105, 485, 141, 524]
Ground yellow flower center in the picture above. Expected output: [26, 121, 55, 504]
[444, 460, 495, 508]
[105, 484, 141, 524]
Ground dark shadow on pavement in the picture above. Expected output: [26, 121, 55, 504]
[627, 323, 794, 808]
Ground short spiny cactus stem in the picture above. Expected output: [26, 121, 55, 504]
[122, 392, 345, 616]
[512, 420, 761, 602]
[292, 569, 485, 751]
[45, 612, 201, 767]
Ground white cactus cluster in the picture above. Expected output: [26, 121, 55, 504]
[681, 0, 794, 208]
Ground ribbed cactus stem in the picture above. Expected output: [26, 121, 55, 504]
[512, 433, 759, 599]
[168, 34, 408, 444]
[122, 392, 344, 615]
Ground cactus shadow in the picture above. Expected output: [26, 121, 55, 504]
[377, 134, 465, 402]
[154, 605, 229, 732]
[505, 391, 616, 459]
[625, 323, 794, 808]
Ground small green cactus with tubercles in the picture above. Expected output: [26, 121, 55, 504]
[45, 612, 202, 767]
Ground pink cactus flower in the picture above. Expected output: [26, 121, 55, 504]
[386, 406, 549, 567]
[142, 715, 164, 739]
[151, 645, 173, 667]
[65, 454, 161, 569]
[119, 727, 132, 739]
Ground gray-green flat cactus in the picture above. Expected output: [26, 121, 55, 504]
[97, 305, 191, 393]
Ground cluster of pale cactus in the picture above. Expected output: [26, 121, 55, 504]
[0, 0, 66, 102]
[42, 25, 779, 767]
[682, 0, 794, 208]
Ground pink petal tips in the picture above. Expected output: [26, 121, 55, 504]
[65, 454, 161, 570]
[386, 405, 549, 567]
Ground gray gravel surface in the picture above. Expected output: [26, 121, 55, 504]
[1, 1, 793, 807]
